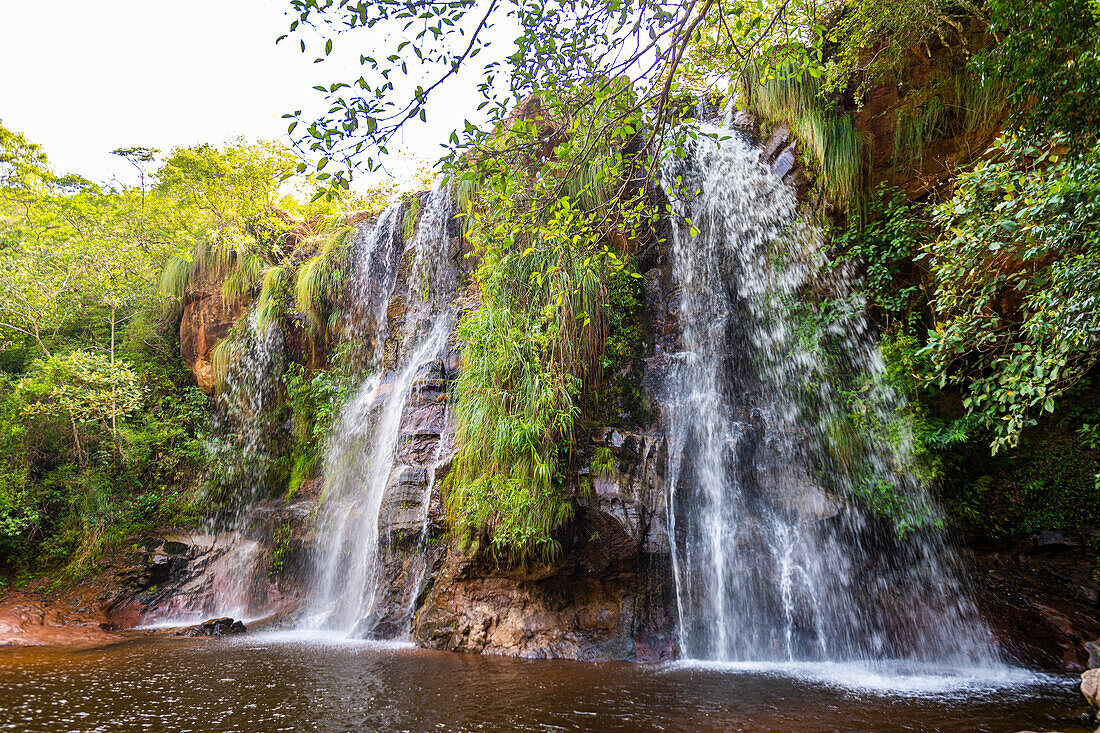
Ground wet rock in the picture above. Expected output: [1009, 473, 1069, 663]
[410, 359, 446, 392]
[969, 542, 1100, 671]
[591, 430, 669, 554]
[412, 547, 676, 661]
[0, 589, 121, 647]
[1087, 638, 1100, 669]
[1032, 531, 1083, 552]
[399, 403, 446, 437]
[177, 617, 246, 637]
[411, 425, 678, 661]
[380, 465, 430, 536]
[760, 123, 791, 163]
[770, 142, 797, 179]
[396, 434, 442, 464]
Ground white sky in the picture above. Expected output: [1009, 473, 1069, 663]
[0, 0, 512, 189]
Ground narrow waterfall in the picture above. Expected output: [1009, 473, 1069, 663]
[305, 187, 457, 637]
[142, 311, 286, 624]
[211, 310, 286, 505]
[661, 124, 999, 666]
[205, 312, 286, 618]
[343, 202, 406, 347]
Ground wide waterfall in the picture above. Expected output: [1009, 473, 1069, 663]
[305, 186, 457, 636]
[661, 123, 1000, 667]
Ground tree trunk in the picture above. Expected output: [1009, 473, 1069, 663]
[69, 409, 84, 467]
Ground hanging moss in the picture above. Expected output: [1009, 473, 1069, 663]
[892, 71, 1007, 166]
[739, 63, 867, 206]
[401, 193, 422, 241]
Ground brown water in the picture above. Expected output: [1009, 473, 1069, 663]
[0, 634, 1089, 733]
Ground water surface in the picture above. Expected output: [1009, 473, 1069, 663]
[0, 635, 1088, 732]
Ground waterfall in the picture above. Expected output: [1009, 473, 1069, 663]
[343, 202, 406, 349]
[211, 309, 286, 505]
[141, 310, 286, 625]
[661, 124, 1000, 667]
[305, 186, 457, 636]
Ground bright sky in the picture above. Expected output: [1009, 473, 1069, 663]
[0, 0, 511, 189]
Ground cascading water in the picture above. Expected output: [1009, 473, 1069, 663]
[210, 310, 286, 505]
[305, 186, 457, 637]
[661, 122, 1000, 668]
[343, 202, 406, 349]
[142, 310, 285, 624]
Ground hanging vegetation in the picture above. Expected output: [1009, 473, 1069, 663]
[444, 84, 656, 565]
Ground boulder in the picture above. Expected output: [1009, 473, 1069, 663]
[1087, 638, 1100, 669]
[177, 617, 246, 637]
[1033, 531, 1083, 552]
[1082, 668, 1100, 708]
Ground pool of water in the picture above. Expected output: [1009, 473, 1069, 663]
[0, 633, 1090, 732]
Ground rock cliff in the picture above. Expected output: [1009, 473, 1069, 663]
[152, 92, 1095, 670]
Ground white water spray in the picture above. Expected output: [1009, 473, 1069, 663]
[661, 123, 1000, 667]
[304, 187, 457, 636]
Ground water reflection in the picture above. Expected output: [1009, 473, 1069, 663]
[0, 636, 1088, 732]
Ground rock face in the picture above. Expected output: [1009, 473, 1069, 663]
[179, 285, 243, 393]
[1086, 639, 1100, 669]
[412, 550, 674, 661]
[365, 356, 458, 639]
[400, 178, 679, 659]
[343, 195, 680, 658]
[968, 536, 1100, 671]
[412, 429, 676, 661]
[0, 505, 319, 647]
[0, 590, 117, 647]
[850, 29, 1002, 201]
[102, 517, 310, 630]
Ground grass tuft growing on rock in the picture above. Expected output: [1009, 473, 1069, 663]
[740, 63, 866, 206]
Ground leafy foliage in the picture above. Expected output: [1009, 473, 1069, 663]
[922, 137, 1100, 454]
[282, 363, 343, 500]
[943, 379, 1100, 539]
[0, 124, 360, 572]
[18, 351, 144, 444]
[979, 0, 1100, 151]
[831, 185, 929, 325]
[820, 0, 992, 98]
[282, 0, 840, 188]
[809, 0, 1100, 540]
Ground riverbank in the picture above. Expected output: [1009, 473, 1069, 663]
[0, 582, 120, 648]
